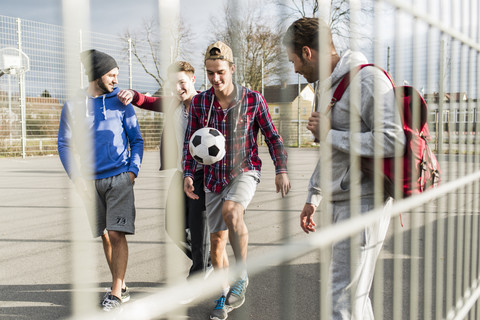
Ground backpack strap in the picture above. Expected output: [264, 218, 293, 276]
[327, 63, 395, 112]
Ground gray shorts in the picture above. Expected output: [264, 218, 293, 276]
[89, 171, 136, 237]
[205, 170, 260, 233]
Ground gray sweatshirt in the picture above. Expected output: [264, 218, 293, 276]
[306, 50, 406, 205]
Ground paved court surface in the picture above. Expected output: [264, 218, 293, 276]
[0, 147, 432, 319]
[0, 148, 330, 319]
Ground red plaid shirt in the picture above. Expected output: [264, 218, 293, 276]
[183, 85, 288, 193]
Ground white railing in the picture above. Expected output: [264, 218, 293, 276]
[2, 0, 480, 319]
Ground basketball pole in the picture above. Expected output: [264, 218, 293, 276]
[16, 18, 27, 159]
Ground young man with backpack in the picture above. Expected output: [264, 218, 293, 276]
[283, 18, 406, 319]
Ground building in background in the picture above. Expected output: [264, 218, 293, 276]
[263, 83, 315, 146]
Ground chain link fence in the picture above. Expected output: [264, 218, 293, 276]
[0, 15, 318, 158]
[2, 14, 475, 158]
[0, 15, 163, 157]
[3, 2, 480, 319]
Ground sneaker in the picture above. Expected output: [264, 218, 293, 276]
[226, 277, 249, 310]
[101, 294, 122, 312]
[204, 265, 214, 279]
[101, 289, 110, 307]
[210, 295, 228, 320]
[102, 287, 130, 303]
[120, 287, 130, 303]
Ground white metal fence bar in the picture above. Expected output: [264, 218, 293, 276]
[61, 0, 99, 317]
[2, 0, 480, 319]
[384, 0, 480, 52]
[68, 0, 480, 318]
[68, 168, 480, 319]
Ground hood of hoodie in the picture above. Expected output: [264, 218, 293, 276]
[85, 86, 119, 100]
[86, 87, 120, 119]
[314, 50, 372, 202]
[321, 49, 369, 90]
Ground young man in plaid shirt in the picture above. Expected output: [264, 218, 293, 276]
[183, 41, 291, 320]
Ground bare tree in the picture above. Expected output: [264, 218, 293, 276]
[210, 3, 285, 91]
[275, 0, 374, 50]
[275, 0, 319, 18]
[122, 17, 194, 90]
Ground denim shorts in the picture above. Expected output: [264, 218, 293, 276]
[205, 170, 260, 233]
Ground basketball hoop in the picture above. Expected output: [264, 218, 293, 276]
[0, 47, 30, 76]
[0, 47, 30, 159]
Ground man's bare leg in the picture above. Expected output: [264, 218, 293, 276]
[106, 230, 128, 299]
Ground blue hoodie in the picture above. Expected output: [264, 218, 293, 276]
[58, 87, 144, 180]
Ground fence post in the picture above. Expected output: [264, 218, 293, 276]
[62, 0, 99, 315]
[128, 37, 133, 89]
[8, 75, 11, 113]
[16, 18, 27, 159]
[437, 40, 446, 154]
[79, 29, 84, 86]
[261, 57, 264, 96]
[204, 65, 207, 90]
[297, 74, 301, 148]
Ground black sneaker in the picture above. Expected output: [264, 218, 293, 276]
[210, 295, 228, 320]
[226, 277, 249, 310]
[101, 294, 122, 312]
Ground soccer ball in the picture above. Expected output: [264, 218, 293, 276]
[189, 127, 226, 165]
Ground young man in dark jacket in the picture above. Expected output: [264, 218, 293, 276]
[117, 61, 211, 281]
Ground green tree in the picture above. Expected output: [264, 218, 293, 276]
[40, 89, 51, 98]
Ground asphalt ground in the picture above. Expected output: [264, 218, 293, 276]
[0, 148, 328, 320]
[0, 147, 453, 319]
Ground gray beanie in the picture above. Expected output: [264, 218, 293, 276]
[80, 49, 118, 81]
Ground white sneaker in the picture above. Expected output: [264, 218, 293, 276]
[205, 265, 214, 279]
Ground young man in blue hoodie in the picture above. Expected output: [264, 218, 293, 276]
[57, 49, 144, 311]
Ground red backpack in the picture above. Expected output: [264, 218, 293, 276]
[330, 64, 441, 198]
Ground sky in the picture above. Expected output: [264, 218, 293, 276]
[0, 0, 272, 49]
[1, 0, 63, 25]
[0, 0, 288, 90]
[0, 0, 386, 76]
[0, 0, 227, 56]
[2, 0, 478, 95]
[0, 0, 246, 91]
[0, 0, 223, 41]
